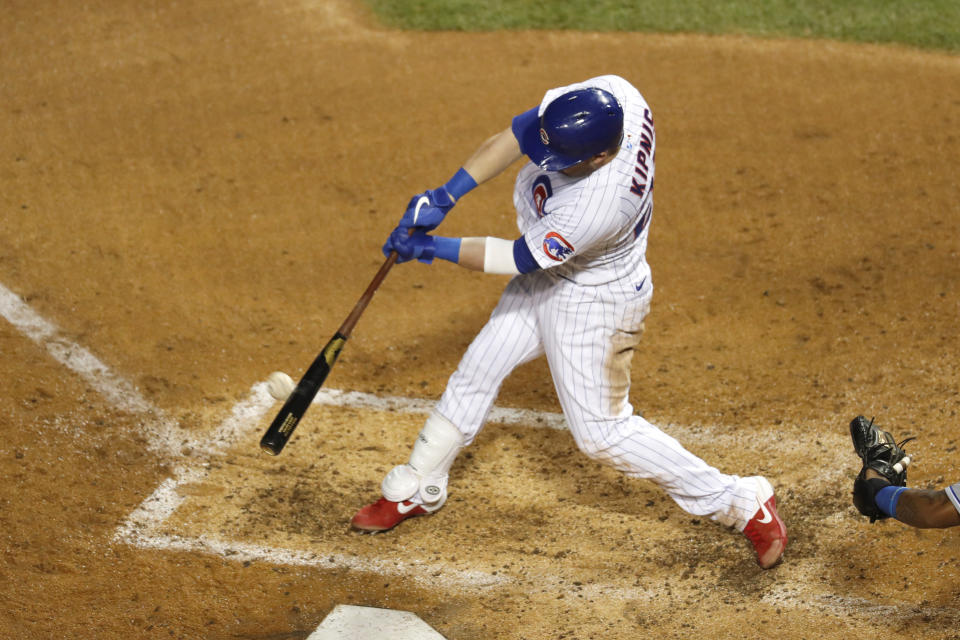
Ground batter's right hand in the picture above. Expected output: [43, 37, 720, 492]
[382, 225, 436, 264]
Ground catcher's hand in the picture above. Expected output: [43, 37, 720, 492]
[850, 415, 915, 522]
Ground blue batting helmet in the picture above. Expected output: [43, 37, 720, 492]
[515, 87, 624, 171]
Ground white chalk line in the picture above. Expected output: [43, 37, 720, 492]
[3, 281, 948, 622]
[0, 283, 195, 455]
[762, 582, 960, 625]
[312, 387, 568, 430]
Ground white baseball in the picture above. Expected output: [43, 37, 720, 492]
[266, 371, 295, 401]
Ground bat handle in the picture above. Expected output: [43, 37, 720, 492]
[337, 251, 399, 338]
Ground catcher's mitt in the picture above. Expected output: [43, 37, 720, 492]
[850, 415, 915, 522]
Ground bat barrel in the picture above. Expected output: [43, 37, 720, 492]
[259, 252, 397, 456]
[258, 332, 347, 455]
[261, 441, 281, 456]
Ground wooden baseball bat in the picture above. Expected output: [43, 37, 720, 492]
[259, 251, 400, 455]
[260, 197, 431, 455]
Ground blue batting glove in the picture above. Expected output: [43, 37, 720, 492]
[424, 187, 456, 214]
[398, 188, 456, 232]
[382, 226, 436, 264]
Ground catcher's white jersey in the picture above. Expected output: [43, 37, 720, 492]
[435, 75, 767, 529]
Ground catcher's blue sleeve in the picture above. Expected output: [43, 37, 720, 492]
[875, 485, 908, 518]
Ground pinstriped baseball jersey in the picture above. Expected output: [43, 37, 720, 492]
[514, 74, 654, 289]
[947, 482, 960, 514]
[432, 75, 770, 530]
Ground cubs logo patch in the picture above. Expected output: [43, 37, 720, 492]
[543, 231, 574, 262]
[539, 127, 550, 145]
[532, 175, 552, 218]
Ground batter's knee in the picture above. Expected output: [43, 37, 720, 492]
[567, 416, 630, 464]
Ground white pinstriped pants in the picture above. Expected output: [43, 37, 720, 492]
[435, 270, 763, 528]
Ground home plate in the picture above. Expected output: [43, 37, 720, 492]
[308, 605, 447, 639]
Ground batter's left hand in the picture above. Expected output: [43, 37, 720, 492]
[398, 188, 456, 232]
[382, 225, 436, 264]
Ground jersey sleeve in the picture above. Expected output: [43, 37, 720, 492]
[520, 194, 620, 269]
[947, 482, 960, 515]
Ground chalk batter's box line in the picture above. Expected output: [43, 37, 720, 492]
[7, 280, 942, 621]
[112, 384, 572, 592]
[113, 386, 947, 620]
[114, 383, 859, 600]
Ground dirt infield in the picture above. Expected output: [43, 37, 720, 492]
[2, 1, 958, 638]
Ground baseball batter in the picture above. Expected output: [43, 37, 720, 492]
[352, 75, 788, 568]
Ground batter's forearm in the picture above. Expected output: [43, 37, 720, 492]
[457, 237, 486, 271]
[455, 237, 518, 274]
[461, 128, 524, 186]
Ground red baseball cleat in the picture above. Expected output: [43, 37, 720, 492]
[742, 478, 788, 569]
[350, 497, 440, 532]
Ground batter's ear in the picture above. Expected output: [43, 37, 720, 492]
[590, 149, 615, 166]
